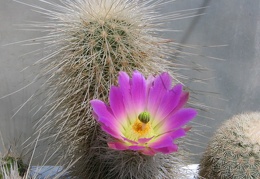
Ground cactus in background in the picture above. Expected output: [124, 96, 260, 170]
[17, 0, 203, 178]
[0, 159, 22, 179]
[199, 112, 260, 179]
[0, 132, 69, 179]
[0, 154, 27, 179]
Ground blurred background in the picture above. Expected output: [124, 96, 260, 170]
[0, 0, 259, 164]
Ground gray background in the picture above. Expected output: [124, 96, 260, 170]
[0, 0, 260, 164]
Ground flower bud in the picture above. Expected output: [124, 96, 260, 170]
[138, 111, 150, 124]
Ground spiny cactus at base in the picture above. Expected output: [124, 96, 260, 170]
[77, 126, 192, 179]
[199, 112, 260, 179]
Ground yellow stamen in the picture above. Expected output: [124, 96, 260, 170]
[132, 119, 151, 136]
[123, 112, 154, 141]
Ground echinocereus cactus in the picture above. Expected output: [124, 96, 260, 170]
[17, 0, 202, 177]
[199, 112, 260, 179]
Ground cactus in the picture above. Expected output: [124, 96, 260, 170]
[0, 155, 27, 179]
[0, 130, 66, 179]
[0, 159, 22, 179]
[18, 0, 203, 178]
[199, 112, 260, 179]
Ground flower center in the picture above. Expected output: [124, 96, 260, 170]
[123, 111, 154, 141]
[132, 119, 151, 136]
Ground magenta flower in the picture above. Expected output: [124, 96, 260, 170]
[90, 71, 197, 156]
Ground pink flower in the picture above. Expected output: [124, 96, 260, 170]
[90, 71, 197, 156]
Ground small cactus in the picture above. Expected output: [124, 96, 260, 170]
[199, 112, 260, 179]
[0, 155, 27, 179]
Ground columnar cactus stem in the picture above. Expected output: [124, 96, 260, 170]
[18, 0, 204, 178]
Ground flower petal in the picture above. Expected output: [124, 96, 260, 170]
[90, 100, 115, 120]
[108, 141, 128, 150]
[153, 144, 178, 154]
[131, 71, 147, 115]
[128, 145, 146, 150]
[153, 84, 183, 125]
[122, 137, 138, 145]
[109, 86, 128, 126]
[140, 148, 156, 156]
[146, 75, 155, 91]
[98, 117, 121, 133]
[101, 125, 121, 139]
[169, 128, 187, 140]
[90, 100, 122, 128]
[118, 72, 136, 121]
[138, 137, 154, 144]
[149, 135, 173, 149]
[147, 73, 170, 118]
[157, 108, 197, 132]
[156, 72, 172, 90]
[118, 71, 130, 90]
[171, 91, 189, 113]
[149, 129, 186, 153]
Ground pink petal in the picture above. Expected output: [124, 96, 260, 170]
[149, 129, 185, 153]
[131, 71, 147, 115]
[140, 148, 156, 156]
[90, 100, 122, 128]
[108, 141, 128, 150]
[156, 72, 172, 90]
[98, 117, 121, 133]
[147, 73, 171, 118]
[153, 144, 178, 154]
[149, 135, 172, 148]
[118, 71, 130, 90]
[101, 125, 122, 139]
[153, 84, 183, 125]
[90, 100, 115, 120]
[146, 75, 155, 91]
[171, 91, 189, 113]
[118, 72, 136, 121]
[169, 128, 186, 140]
[145, 75, 155, 104]
[122, 137, 138, 145]
[158, 108, 197, 132]
[138, 137, 154, 144]
[149, 129, 186, 149]
[154, 91, 189, 128]
[109, 86, 128, 126]
[128, 145, 146, 150]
